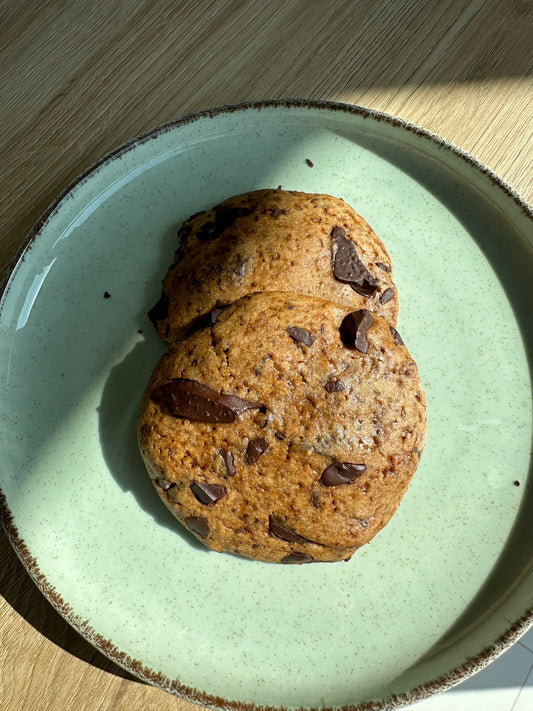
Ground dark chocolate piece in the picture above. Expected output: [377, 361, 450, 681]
[269, 207, 286, 217]
[286, 326, 315, 346]
[379, 288, 394, 305]
[339, 309, 374, 353]
[274, 431, 285, 440]
[148, 292, 169, 324]
[325, 379, 345, 393]
[331, 226, 378, 297]
[269, 516, 313, 544]
[190, 481, 227, 505]
[186, 516, 209, 538]
[390, 325, 404, 345]
[244, 437, 269, 465]
[153, 378, 260, 423]
[196, 206, 253, 241]
[305, 158, 314, 167]
[281, 552, 315, 564]
[155, 477, 176, 491]
[320, 462, 366, 486]
[376, 262, 391, 273]
[220, 449, 236, 477]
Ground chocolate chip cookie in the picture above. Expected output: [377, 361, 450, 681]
[138, 291, 425, 564]
[149, 189, 398, 341]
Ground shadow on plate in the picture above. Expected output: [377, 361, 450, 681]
[96, 320, 207, 552]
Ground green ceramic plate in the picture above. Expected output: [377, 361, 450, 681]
[1, 100, 532, 710]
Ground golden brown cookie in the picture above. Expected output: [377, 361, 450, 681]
[138, 292, 425, 564]
[148, 189, 398, 341]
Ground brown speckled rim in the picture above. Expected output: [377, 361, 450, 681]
[1, 99, 533, 710]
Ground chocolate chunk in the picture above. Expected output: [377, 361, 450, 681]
[389, 325, 404, 345]
[376, 262, 391, 273]
[269, 516, 313, 544]
[219, 449, 236, 477]
[190, 481, 227, 505]
[325, 379, 345, 393]
[320, 462, 366, 486]
[148, 292, 169, 324]
[186, 516, 209, 538]
[305, 158, 314, 167]
[310, 491, 321, 508]
[153, 378, 260, 423]
[274, 431, 285, 440]
[244, 437, 269, 464]
[331, 226, 378, 297]
[155, 477, 176, 491]
[339, 309, 374, 353]
[269, 207, 286, 217]
[281, 552, 315, 564]
[286, 326, 315, 346]
[196, 220, 216, 241]
[196, 206, 253, 241]
[379, 288, 394, 305]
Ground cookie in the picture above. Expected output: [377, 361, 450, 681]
[149, 189, 398, 342]
[138, 291, 426, 564]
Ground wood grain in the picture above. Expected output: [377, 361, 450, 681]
[1, 1, 532, 709]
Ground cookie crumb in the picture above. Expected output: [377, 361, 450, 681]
[514, 480, 521, 487]
[104, 291, 111, 299]
[305, 158, 314, 167]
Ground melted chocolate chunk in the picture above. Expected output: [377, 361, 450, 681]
[186, 516, 209, 538]
[153, 378, 260, 423]
[376, 262, 391, 273]
[269, 516, 314, 544]
[320, 462, 366, 486]
[196, 206, 253, 241]
[281, 552, 315, 564]
[390, 325, 404, 345]
[219, 449, 236, 477]
[148, 292, 169, 324]
[286, 326, 315, 346]
[339, 309, 374, 353]
[331, 226, 378, 297]
[379, 288, 394, 305]
[325, 379, 345, 393]
[190, 481, 227, 505]
[244, 437, 269, 465]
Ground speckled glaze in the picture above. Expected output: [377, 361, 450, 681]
[1, 100, 532, 711]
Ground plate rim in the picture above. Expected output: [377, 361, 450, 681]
[1, 98, 533, 710]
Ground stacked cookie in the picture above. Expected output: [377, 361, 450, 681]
[138, 189, 426, 564]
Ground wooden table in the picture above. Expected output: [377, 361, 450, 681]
[1, 2, 532, 709]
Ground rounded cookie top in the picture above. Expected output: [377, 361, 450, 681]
[138, 291, 425, 564]
[149, 189, 398, 341]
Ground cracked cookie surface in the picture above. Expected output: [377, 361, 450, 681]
[149, 189, 398, 341]
[138, 291, 425, 564]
